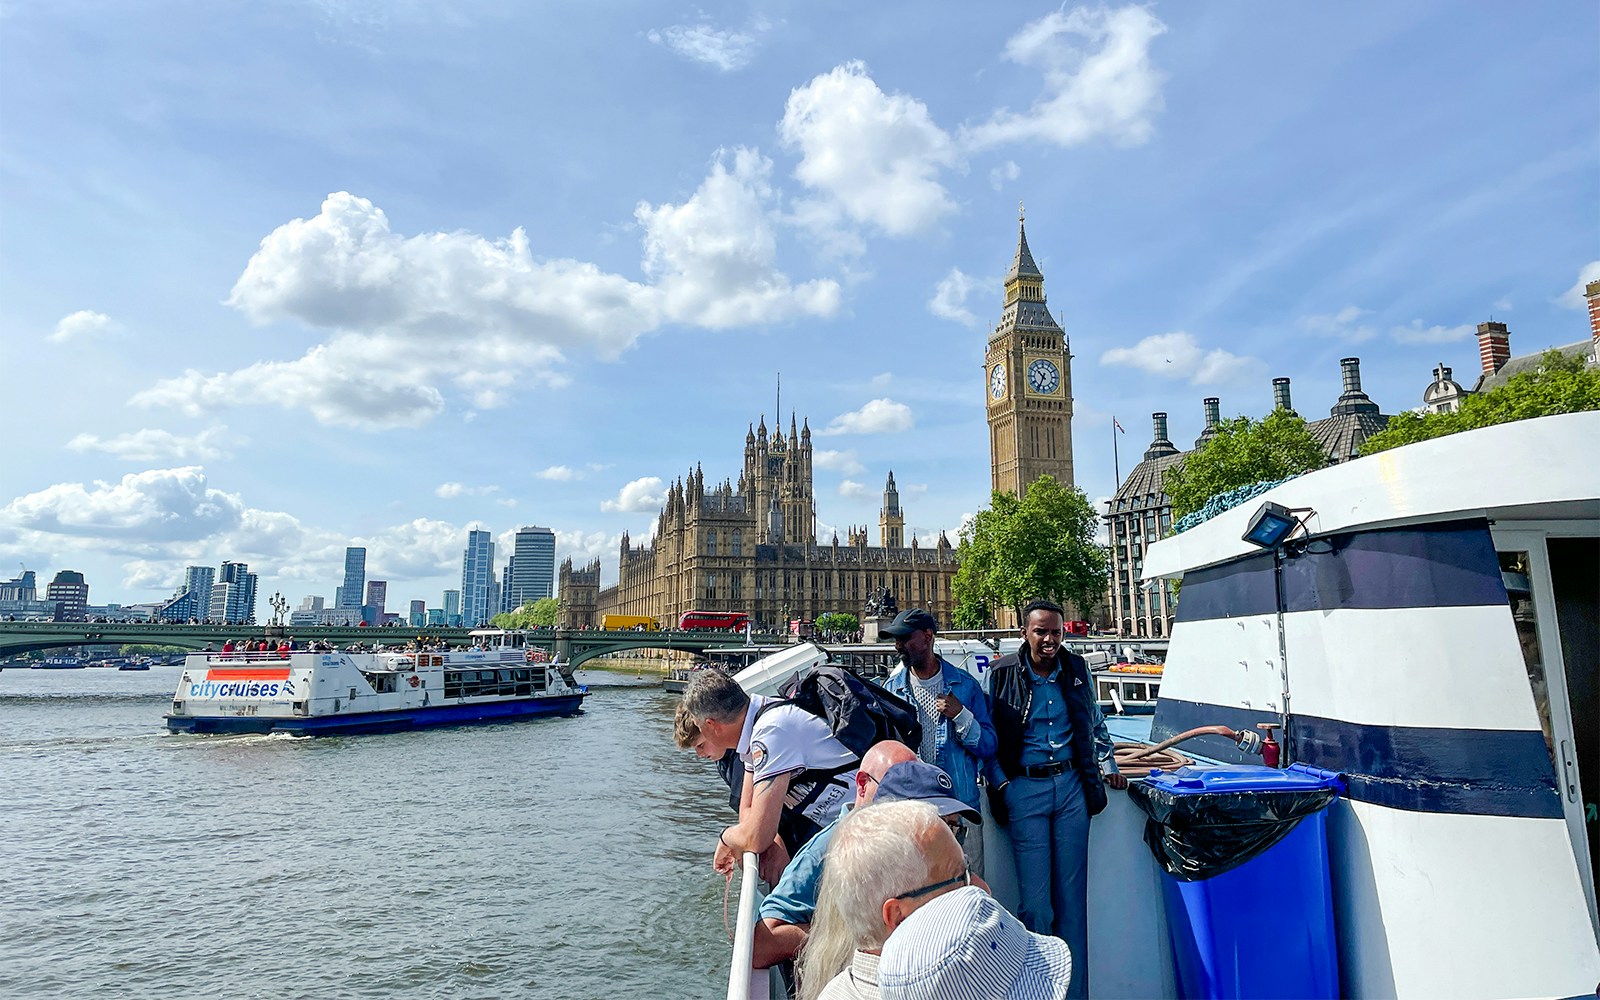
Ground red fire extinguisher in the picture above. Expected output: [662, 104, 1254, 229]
[1258, 723, 1282, 768]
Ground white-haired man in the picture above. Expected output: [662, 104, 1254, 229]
[795, 800, 980, 1000]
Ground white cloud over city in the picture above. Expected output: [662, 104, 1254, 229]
[1558, 260, 1600, 308]
[821, 398, 915, 435]
[962, 5, 1168, 150]
[49, 310, 120, 343]
[1299, 306, 1376, 343]
[600, 476, 667, 513]
[1390, 320, 1475, 344]
[929, 268, 983, 328]
[813, 449, 866, 475]
[67, 426, 235, 463]
[1100, 331, 1264, 385]
[647, 16, 772, 72]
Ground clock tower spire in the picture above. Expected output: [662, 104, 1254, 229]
[985, 209, 1075, 497]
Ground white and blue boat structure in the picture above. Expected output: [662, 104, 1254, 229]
[718, 411, 1599, 999]
[165, 629, 587, 735]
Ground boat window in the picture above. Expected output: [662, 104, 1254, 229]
[1499, 550, 1556, 766]
[1545, 537, 1599, 909]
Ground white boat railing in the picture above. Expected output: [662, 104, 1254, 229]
[726, 850, 769, 1000]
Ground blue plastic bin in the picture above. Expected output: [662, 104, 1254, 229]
[1140, 763, 1343, 1000]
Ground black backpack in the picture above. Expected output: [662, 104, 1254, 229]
[772, 663, 924, 758]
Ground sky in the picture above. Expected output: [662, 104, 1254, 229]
[1, 1, 1596, 614]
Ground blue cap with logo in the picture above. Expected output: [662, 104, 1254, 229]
[874, 760, 980, 824]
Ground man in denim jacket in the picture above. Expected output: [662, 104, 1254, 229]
[881, 608, 998, 876]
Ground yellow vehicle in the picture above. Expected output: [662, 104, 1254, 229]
[601, 614, 659, 632]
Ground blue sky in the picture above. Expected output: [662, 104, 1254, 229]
[2, 1, 1595, 614]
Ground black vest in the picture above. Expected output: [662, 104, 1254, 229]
[989, 650, 1107, 816]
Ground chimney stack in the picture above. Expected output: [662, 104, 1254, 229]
[1144, 411, 1179, 460]
[1477, 321, 1510, 375]
[1196, 397, 1222, 448]
[1340, 357, 1363, 395]
[1587, 279, 1600, 351]
[1272, 377, 1293, 412]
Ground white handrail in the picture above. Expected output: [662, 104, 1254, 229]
[726, 851, 761, 1000]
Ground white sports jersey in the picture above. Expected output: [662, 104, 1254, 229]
[743, 697, 859, 827]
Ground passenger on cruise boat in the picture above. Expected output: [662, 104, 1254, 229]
[751, 741, 917, 970]
[677, 671, 860, 880]
[878, 886, 1071, 1000]
[794, 800, 970, 1000]
[880, 608, 997, 877]
[987, 600, 1125, 1000]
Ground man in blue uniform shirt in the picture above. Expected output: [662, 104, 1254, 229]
[987, 599, 1126, 1000]
[880, 607, 997, 876]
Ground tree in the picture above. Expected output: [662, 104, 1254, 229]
[815, 612, 859, 637]
[490, 597, 560, 629]
[952, 476, 1108, 624]
[1162, 409, 1328, 520]
[1362, 349, 1600, 455]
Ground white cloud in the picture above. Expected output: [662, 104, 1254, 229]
[1, 467, 245, 541]
[636, 147, 841, 328]
[821, 398, 915, 435]
[963, 5, 1167, 150]
[1390, 320, 1475, 344]
[780, 61, 959, 238]
[537, 465, 578, 481]
[133, 180, 836, 430]
[66, 426, 234, 463]
[869, 372, 894, 389]
[1299, 306, 1376, 343]
[813, 449, 866, 475]
[1100, 331, 1264, 385]
[647, 16, 770, 72]
[839, 480, 868, 499]
[49, 310, 119, 343]
[600, 476, 667, 513]
[929, 268, 982, 328]
[988, 160, 1022, 190]
[434, 482, 500, 498]
[1493, 296, 1513, 313]
[903, 483, 929, 497]
[1558, 260, 1600, 309]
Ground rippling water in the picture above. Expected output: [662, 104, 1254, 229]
[0, 665, 741, 999]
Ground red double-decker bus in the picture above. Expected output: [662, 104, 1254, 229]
[678, 610, 750, 631]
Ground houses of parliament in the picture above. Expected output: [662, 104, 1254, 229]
[557, 212, 1075, 631]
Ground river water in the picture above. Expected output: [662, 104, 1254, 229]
[0, 664, 740, 999]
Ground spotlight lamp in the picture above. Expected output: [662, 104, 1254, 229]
[1241, 501, 1311, 549]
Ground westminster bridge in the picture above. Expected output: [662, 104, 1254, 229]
[0, 621, 757, 669]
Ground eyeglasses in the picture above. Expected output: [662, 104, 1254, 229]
[893, 865, 971, 901]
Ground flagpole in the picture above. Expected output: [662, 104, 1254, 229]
[1113, 417, 1121, 488]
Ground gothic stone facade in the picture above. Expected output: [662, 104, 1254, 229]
[558, 416, 957, 631]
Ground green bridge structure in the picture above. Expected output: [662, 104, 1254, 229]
[0, 621, 759, 669]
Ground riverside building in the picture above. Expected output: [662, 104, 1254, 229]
[559, 415, 957, 631]
[1104, 359, 1392, 638]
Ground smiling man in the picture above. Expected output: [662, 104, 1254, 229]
[986, 599, 1126, 1000]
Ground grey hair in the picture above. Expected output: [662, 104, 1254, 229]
[680, 669, 749, 724]
[796, 800, 940, 1000]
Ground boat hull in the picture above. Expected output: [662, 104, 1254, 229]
[165, 692, 586, 736]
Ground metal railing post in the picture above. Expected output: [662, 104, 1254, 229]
[726, 850, 762, 1000]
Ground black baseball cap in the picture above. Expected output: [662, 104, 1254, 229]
[882, 608, 938, 636]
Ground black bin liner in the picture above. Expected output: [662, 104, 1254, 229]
[1128, 770, 1340, 882]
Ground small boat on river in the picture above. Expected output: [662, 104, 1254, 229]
[165, 629, 586, 735]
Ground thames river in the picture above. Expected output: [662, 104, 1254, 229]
[0, 664, 738, 999]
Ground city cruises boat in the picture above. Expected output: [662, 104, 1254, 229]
[715, 412, 1600, 999]
[165, 629, 587, 735]
[34, 656, 86, 669]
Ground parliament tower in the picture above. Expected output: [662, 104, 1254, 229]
[985, 209, 1075, 497]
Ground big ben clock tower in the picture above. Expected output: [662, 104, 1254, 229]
[986, 207, 1074, 497]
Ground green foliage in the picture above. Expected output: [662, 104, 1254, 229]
[1362, 349, 1600, 455]
[120, 644, 188, 654]
[953, 476, 1108, 623]
[490, 598, 560, 629]
[815, 612, 859, 635]
[1163, 409, 1328, 520]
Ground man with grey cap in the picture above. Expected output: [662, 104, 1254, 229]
[881, 607, 996, 876]
[878, 885, 1072, 1000]
[795, 770, 986, 1000]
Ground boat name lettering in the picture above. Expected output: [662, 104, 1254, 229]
[186, 680, 294, 700]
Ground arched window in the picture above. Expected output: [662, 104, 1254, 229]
[706, 531, 717, 556]
[731, 529, 742, 556]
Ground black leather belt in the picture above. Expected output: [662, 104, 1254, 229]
[1022, 761, 1067, 779]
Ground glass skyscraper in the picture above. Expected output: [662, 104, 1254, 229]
[510, 525, 556, 607]
[459, 529, 495, 627]
[340, 547, 366, 608]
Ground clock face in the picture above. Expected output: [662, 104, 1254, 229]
[1027, 359, 1060, 395]
[989, 363, 1007, 400]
